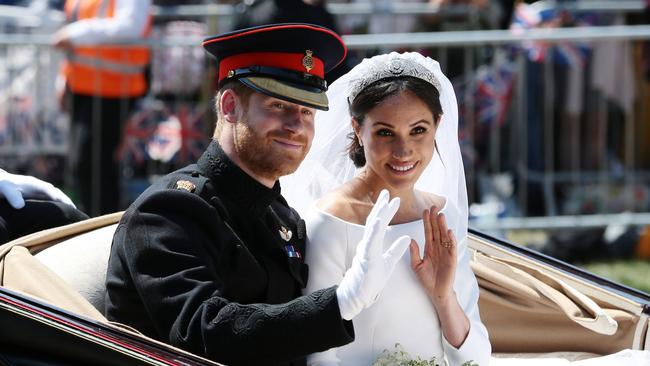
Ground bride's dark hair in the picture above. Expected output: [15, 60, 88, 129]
[347, 76, 443, 167]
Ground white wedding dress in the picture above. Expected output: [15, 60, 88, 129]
[281, 52, 650, 366]
[303, 198, 491, 366]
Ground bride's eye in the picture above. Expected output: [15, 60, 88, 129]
[411, 126, 427, 135]
[376, 129, 393, 137]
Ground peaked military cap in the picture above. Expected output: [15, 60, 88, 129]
[203, 23, 347, 111]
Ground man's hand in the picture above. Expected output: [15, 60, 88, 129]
[0, 170, 75, 209]
[336, 190, 411, 320]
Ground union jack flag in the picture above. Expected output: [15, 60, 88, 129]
[455, 54, 517, 128]
[117, 104, 158, 166]
[510, 2, 591, 67]
[118, 101, 210, 167]
[175, 104, 209, 165]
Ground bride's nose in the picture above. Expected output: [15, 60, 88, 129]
[391, 139, 413, 159]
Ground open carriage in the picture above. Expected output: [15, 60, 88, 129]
[0, 213, 648, 365]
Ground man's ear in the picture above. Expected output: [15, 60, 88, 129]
[220, 89, 239, 123]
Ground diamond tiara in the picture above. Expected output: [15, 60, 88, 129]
[348, 55, 442, 103]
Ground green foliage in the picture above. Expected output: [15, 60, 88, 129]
[581, 260, 650, 294]
[372, 343, 478, 366]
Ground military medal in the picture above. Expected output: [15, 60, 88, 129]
[284, 244, 301, 259]
[175, 180, 196, 193]
[279, 226, 301, 258]
[279, 226, 292, 242]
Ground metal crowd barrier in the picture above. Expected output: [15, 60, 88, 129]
[150, 1, 647, 18]
[0, 23, 649, 231]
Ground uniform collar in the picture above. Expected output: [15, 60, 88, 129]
[198, 140, 281, 213]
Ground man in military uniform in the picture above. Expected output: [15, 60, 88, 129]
[105, 24, 411, 366]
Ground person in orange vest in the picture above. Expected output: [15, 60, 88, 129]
[53, 0, 152, 216]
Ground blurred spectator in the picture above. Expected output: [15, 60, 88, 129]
[234, 0, 338, 31]
[426, 0, 505, 31]
[419, 0, 507, 80]
[363, 0, 426, 35]
[53, 0, 152, 216]
[543, 225, 641, 264]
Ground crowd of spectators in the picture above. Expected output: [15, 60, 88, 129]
[0, 0, 649, 224]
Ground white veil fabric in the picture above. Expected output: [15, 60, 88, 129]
[280, 51, 469, 242]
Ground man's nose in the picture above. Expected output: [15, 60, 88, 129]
[283, 110, 307, 133]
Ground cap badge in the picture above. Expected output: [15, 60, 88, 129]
[175, 180, 196, 193]
[302, 50, 314, 72]
[279, 226, 293, 242]
[227, 70, 235, 78]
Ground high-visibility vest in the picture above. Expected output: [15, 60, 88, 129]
[61, 0, 151, 98]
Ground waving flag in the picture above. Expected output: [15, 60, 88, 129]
[510, 1, 591, 67]
[117, 104, 158, 165]
[118, 101, 209, 167]
[175, 104, 209, 164]
[475, 59, 517, 126]
[455, 53, 517, 128]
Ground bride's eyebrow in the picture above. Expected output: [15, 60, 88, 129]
[410, 119, 432, 126]
[372, 120, 431, 128]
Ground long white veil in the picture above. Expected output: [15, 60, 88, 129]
[280, 52, 468, 241]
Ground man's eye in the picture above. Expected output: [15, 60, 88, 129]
[377, 129, 393, 137]
[412, 126, 427, 135]
[301, 109, 313, 117]
[272, 103, 285, 110]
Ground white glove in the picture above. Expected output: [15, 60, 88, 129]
[336, 189, 411, 320]
[0, 169, 76, 209]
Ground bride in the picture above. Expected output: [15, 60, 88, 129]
[281, 52, 491, 366]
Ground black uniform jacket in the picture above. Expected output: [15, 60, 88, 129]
[105, 141, 354, 366]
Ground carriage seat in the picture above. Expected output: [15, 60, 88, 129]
[34, 223, 117, 314]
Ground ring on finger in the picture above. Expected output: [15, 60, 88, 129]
[440, 240, 453, 248]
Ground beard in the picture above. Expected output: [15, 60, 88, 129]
[233, 117, 309, 182]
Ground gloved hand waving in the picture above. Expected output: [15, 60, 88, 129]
[336, 189, 411, 320]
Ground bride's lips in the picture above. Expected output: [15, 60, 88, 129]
[387, 161, 418, 175]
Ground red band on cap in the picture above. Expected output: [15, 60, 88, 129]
[219, 52, 324, 82]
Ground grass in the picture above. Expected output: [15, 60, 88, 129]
[580, 259, 650, 295]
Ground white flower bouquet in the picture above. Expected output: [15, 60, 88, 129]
[372, 343, 478, 366]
